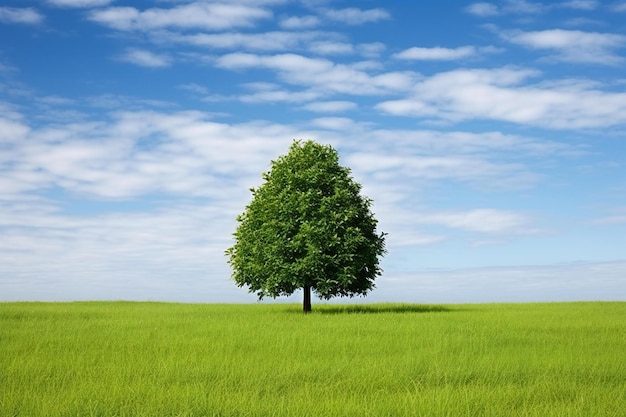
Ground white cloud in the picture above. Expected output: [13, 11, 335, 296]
[377, 67, 626, 129]
[162, 31, 323, 51]
[419, 209, 533, 233]
[178, 83, 209, 95]
[239, 86, 322, 103]
[504, 0, 544, 14]
[466, 2, 499, 17]
[310, 117, 361, 130]
[354, 128, 571, 158]
[614, 2, 626, 12]
[466, 0, 544, 16]
[394, 46, 477, 61]
[504, 29, 626, 65]
[322, 7, 390, 25]
[86, 6, 137, 30]
[308, 41, 354, 55]
[117, 49, 171, 68]
[47, 0, 114, 8]
[215, 52, 418, 96]
[0, 7, 44, 24]
[559, 0, 598, 10]
[279, 15, 320, 29]
[335, 128, 575, 241]
[357, 42, 386, 58]
[347, 152, 537, 191]
[88, 3, 271, 31]
[0, 117, 30, 143]
[1, 110, 301, 198]
[301, 100, 357, 112]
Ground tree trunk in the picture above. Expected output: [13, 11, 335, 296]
[303, 286, 312, 313]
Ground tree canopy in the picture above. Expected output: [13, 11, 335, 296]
[226, 140, 386, 312]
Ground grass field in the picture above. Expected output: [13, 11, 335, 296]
[1, 301, 625, 416]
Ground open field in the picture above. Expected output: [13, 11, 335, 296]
[1, 301, 625, 416]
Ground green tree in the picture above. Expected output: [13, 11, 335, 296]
[226, 140, 386, 312]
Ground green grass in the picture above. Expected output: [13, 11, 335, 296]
[1, 302, 625, 416]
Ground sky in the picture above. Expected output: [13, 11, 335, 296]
[1, 0, 625, 304]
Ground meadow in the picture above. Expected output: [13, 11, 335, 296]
[1, 301, 624, 416]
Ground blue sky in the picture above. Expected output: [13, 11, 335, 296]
[1, 0, 625, 303]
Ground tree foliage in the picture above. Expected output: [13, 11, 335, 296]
[226, 140, 386, 312]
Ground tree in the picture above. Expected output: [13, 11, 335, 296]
[226, 140, 386, 312]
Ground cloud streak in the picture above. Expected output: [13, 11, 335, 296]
[322, 7, 390, 25]
[0, 7, 44, 24]
[88, 3, 272, 31]
[467, 0, 600, 16]
[466, 0, 545, 16]
[504, 29, 626, 65]
[215, 52, 418, 96]
[117, 49, 172, 68]
[394, 46, 478, 61]
[47, 0, 114, 8]
[377, 67, 626, 128]
[158, 30, 327, 52]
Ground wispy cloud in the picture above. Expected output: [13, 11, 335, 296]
[159, 30, 325, 52]
[215, 52, 418, 96]
[394, 46, 478, 61]
[322, 7, 390, 25]
[417, 209, 535, 234]
[301, 100, 357, 112]
[377, 67, 626, 129]
[466, 0, 545, 16]
[0, 7, 44, 25]
[0, 109, 301, 199]
[466, 2, 500, 17]
[279, 15, 320, 29]
[47, 0, 114, 8]
[308, 41, 354, 55]
[88, 3, 272, 31]
[117, 49, 172, 68]
[559, 0, 599, 10]
[503, 29, 626, 65]
[504, 0, 545, 14]
[358, 42, 386, 58]
[468, 0, 599, 16]
[238, 83, 322, 103]
[178, 83, 209, 95]
[0, 116, 30, 143]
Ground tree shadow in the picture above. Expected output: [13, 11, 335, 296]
[306, 303, 454, 315]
